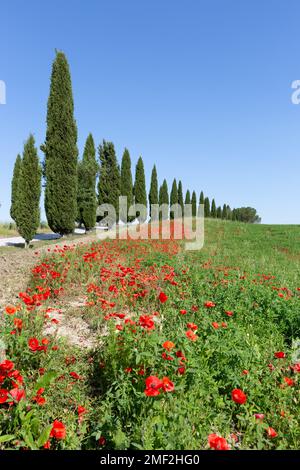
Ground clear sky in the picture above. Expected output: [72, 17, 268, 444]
[0, 0, 299, 224]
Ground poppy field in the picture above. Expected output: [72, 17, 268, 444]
[0, 220, 300, 450]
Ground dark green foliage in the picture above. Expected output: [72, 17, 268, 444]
[16, 135, 41, 247]
[159, 179, 169, 220]
[177, 180, 184, 215]
[149, 165, 158, 220]
[191, 191, 197, 217]
[199, 191, 204, 205]
[185, 190, 191, 205]
[98, 140, 121, 221]
[133, 156, 147, 221]
[10, 154, 22, 222]
[211, 198, 217, 218]
[42, 51, 78, 235]
[170, 178, 178, 220]
[120, 148, 134, 222]
[232, 207, 261, 223]
[204, 197, 210, 217]
[77, 134, 98, 230]
[222, 204, 227, 219]
[226, 205, 232, 220]
[217, 206, 222, 218]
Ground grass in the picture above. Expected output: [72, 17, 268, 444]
[0, 220, 299, 450]
[0, 222, 50, 238]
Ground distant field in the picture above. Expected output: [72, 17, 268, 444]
[0, 222, 51, 238]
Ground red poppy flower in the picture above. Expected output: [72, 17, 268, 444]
[5, 305, 16, 315]
[70, 372, 81, 380]
[13, 318, 23, 330]
[212, 322, 219, 329]
[254, 413, 265, 420]
[78, 405, 87, 416]
[242, 369, 249, 375]
[158, 292, 168, 303]
[180, 309, 187, 315]
[208, 433, 229, 450]
[161, 376, 175, 392]
[50, 420, 66, 440]
[9, 388, 25, 402]
[99, 436, 106, 446]
[0, 360, 14, 372]
[225, 310, 233, 316]
[231, 388, 247, 405]
[266, 427, 277, 438]
[274, 351, 285, 359]
[162, 341, 175, 351]
[283, 377, 294, 386]
[139, 315, 155, 330]
[186, 330, 198, 341]
[204, 301, 216, 308]
[144, 376, 163, 396]
[292, 363, 300, 373]
[28, 338, 39, 351]
[0, 389, 8, 404]
[187, 323, 198, 331]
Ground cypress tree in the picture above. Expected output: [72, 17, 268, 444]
[98, 140, 120, 221]
[204, 197, 210, 217]
[42, 51, 78, 235]
[222, 204, 227, 219]
[185, 190, 191, 205]
[149, 165, 158, 220]
[16, 135, 41, 248]
[77, 134, 98, 231]
[159, 179, 169, 220]
[199, 190, 204, 205]
[133, 156, 147, 221]
[120, 148, 134, 222]
[211, 198, 217, 218]
[177, 180, 184, 215]
[217, 206, 222, 218]
[191, 191, 197, 217]
[170, 178, 178, 220]
[226, 204, 232, 220]
[10, 154, 22, 222]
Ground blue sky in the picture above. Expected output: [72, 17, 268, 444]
[0, 0, 299, 224]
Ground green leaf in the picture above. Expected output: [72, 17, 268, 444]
[37, 425, 52, 448]
[0, 434, 15, 443]
[34, 371, 57, 391]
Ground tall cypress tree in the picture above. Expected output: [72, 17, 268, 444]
[10, 154, 22, 222]
[222, 204, 227, 219]
[185, 190, 191, 205]
[170, 178, 178, 220]
[226, 204, 232, 220]
[191, 191, 197, 217]
[133, 156, 147, 221]
[159, 179, 169, 220]
[204, 197, 210, 217]
[42, 51, 78, 235]
[149, 165, 158, 220]
[98, 140, 120, 221]
[199, 191, 204, 206]
[16, 135, 41, 248]
[217, 206, 222, 218]
[77, 134, 98, 231]
[120, 148, 133, 222]
[211, 198, 217, 218]
[177, 180, 184, 215]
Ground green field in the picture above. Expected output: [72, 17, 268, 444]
[1, 220, 299, 450]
